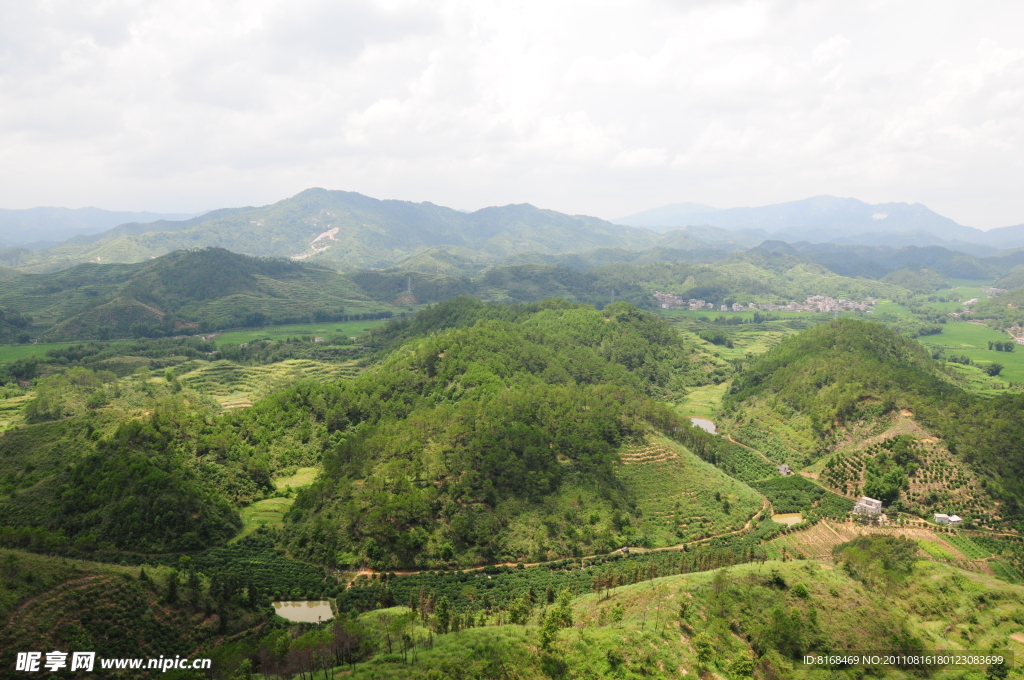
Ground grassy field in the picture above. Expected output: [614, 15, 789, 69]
[0, 342, 73, 364]
[275, 466, 319, 490]
[214, 319, 388, 345]
[234, 467, 320, 541]
[675, 382, 728, 419]
[236, 497, 296, 540]
[917, 321, 1024, 383]
[0, 391, 30, 431]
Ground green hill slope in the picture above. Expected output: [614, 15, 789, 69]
[0, 248, 387, 340]
[720, 318, 1024, 518]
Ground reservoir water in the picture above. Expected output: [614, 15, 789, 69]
[273, 600, 334, 623]
[690, 418, 716, 434]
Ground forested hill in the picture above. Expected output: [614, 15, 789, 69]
[0, 248, 375, 340]
[275, 299, 726, 569]
[721, 319, 1024, 514]
[0, 298, 728, 564]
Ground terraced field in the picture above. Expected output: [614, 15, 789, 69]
[615, 436, 762, 547]
[0, 391, 30, 431]
[178, 359, 360, 408]
[234, 467, 321, 541]
[762, 521, 1020, 583]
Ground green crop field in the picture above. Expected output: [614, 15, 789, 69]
[917, 322, 1024, 383]
[944, 533, 992, 559]
[214, 319, 389, 346]
[917, 539, 955, 561]
[990, 559, 1024, 584]
[676, 382, 728, 419]
[0, 342, 73, 364]
[234, 467, 320, 540]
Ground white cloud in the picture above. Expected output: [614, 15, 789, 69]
[612, 148, 668, 168]
[813, 36, 851, 64]
[0, 0, 1022, 228]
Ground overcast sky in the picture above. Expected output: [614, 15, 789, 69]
[1, 1, 1023, 228]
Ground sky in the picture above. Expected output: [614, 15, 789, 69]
[1, 0, 1023, 228]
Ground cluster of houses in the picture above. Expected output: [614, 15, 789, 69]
[652, 292, 877, 313]
[839, 494, 963, 527]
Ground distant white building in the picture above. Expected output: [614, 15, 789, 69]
[732, 303, 745, 312]
[948, 515, 962, 526]
[721, 305, 728, 312]
[777, 464, 792, 476]
[853, 497, 883, 515]
[934, 513, 950, 524]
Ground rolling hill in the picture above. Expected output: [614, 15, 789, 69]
[0, 248, 388, 340]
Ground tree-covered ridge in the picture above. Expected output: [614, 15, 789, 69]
[724, 319, 953, 438]
[278, 299, 729, 568]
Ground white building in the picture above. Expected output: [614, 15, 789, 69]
[853, 497, 883, 515]
[934, 513, 950, 524]
[948, 515, 962, 526]
[777, 464, 792, 476]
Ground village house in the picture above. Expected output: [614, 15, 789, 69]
[777, 464, 792, 476]
[853, 496, 883, 515]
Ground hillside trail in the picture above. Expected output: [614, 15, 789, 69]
[345, 496, 774, 586]
[723, 432, 774, 465]
[627, 496, 771, 557]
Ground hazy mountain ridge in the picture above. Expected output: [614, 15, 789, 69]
[616, 195, 1024, 250]
[8, 189, 662, 273]
[0, 206, 198, 248]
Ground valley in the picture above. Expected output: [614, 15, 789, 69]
[4, 224, 1024, 678]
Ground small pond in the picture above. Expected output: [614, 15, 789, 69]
[772, 513, 803, 526]
[273, 600, 334, 623]
[690, 417, 716, 434]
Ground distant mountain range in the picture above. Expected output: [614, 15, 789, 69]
[614, 196, 1024, 252]
[0, 206, 198, 248]
[5, 190, 1024, 275]
[2, 189, 665, 273]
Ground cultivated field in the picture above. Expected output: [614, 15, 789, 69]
[214, 318, 388, 346]
[917, 321, 1024, 384]
[177, 359, 360, 408]
[616, 436, 763, 547]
